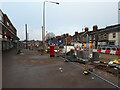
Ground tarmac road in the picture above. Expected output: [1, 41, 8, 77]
[2, 49, 118, 88]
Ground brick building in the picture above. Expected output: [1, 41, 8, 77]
[49, 33, 72, 46]
[97, 24, 120, 47]
[71, 24, 120, 49]
[0, 9, 19, 51]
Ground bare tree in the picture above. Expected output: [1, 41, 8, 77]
[46, 32, 55, 40]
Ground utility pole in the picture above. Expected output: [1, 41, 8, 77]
[42, 26, 43, 46]
[86, 34, 89, 69]
[43, 1, 45, 50]
[42, 1, 59, 50]
[25, 24, 28, 49]
[65, 37, 67, 58]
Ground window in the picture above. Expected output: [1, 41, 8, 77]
[98, 34, 101, 39]
[104, 34, 107, 39]
[0, 33, 2, 39]
[0, 16, 3, 22]
[93, 35, 95, 40]
[0, 16, 2, 21]
[117, 48, 120, 51]
[89, 35, 92, 40]
[112, 48, 116, 51]
[10, 25, 13, 30]
[77, 37, 79, 41]
[109, 42, 115, 45]
[107, 48, 111, 50]
[7, 22, 9, 26]
[102, 48, 105, 50]
[113, 33, 116, 38]
[79, 37, 81, 41]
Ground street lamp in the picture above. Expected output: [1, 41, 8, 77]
[42, 1, 59, 50]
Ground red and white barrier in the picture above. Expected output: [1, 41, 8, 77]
[74, 48, 84, 51]
[110, 50, 116, 55]
[93, 49, 120, 55]
[101, 50, 106, 53]
[74, 47, 120, 55]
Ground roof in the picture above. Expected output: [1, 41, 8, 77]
[89, 24, 120, 35]
[72, 24, 120, 37]
[105, 24, 120, 29]
[0, 9, 4, 15]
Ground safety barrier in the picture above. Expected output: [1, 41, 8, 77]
[74, 48, 120, 55]
[61, 55, 120, 88]
[93, 49, 120, 55]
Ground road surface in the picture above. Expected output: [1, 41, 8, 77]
[2, 49, 118, 88]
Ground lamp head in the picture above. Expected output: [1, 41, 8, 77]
[56, 2, 59, 5]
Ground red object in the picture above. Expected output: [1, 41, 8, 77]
[50, 45, 55, 56]
[97, 50, 101, 53]
[105, 50, 110, 54]
[74, 48, 77, 50]
[115, 51, 120, 55]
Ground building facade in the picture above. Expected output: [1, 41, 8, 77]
[71, 24, 120, 49]
[0, 9, 19, 51]
[88, 24, 120, 48]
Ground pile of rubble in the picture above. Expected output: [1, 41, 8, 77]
[94, 60, 120, 77]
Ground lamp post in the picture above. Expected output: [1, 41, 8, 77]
[25, 24, 28, 49]
[42, 1, 59, 50]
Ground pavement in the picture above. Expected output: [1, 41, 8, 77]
[2, 48, 119, 88]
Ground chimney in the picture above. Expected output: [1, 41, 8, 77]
[85, 27, 89, 32]
[75, 32, 78, 35]
[66, 33, 69, 37]
[93, 25, 98, 31]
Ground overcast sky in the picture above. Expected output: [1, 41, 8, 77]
[0, 0, 119, 40]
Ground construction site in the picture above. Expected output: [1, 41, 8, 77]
[2, 45, 120, 88]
